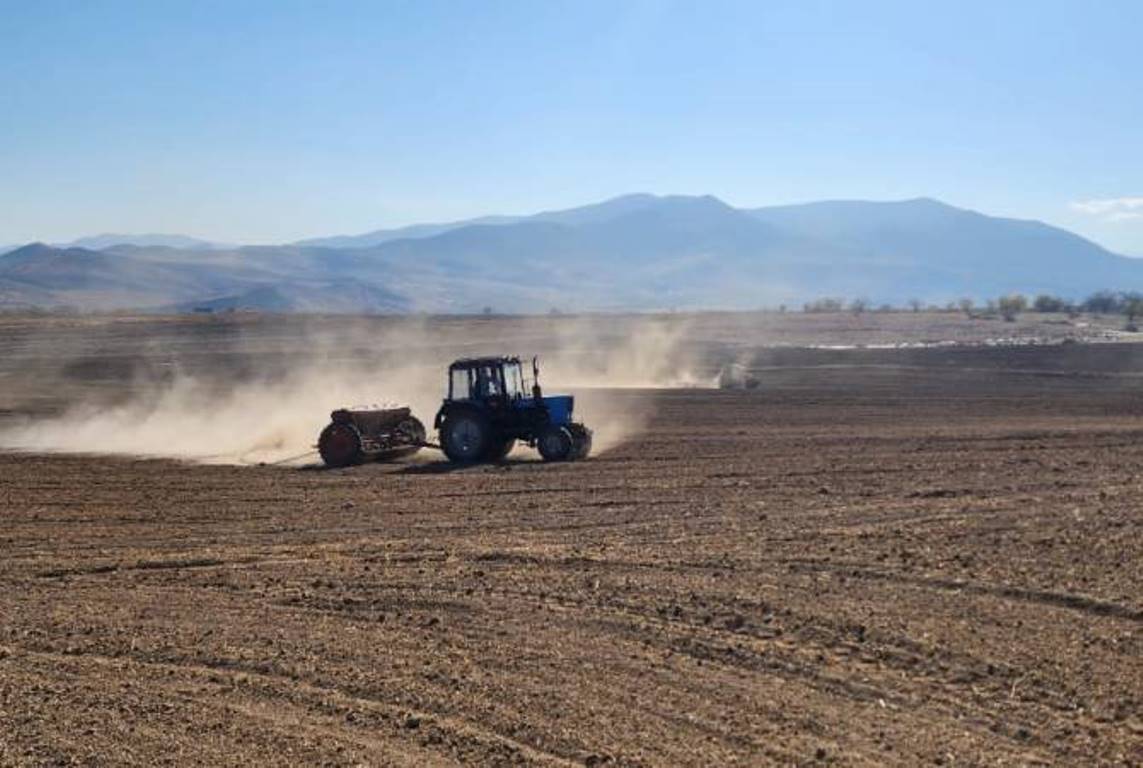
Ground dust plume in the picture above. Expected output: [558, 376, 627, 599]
[0, 363, 444, 465]
[0, 313, 716, 465]
[539, 315, 716, 453]
[0, 316, 446, 465]
[541, 314, 713, 389]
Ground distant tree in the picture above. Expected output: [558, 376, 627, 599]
[997, 294, 1028, 322]
[908, 298, 923, 313]
[1124, 296, 1143, 331]
[803, 298, 844, 313]
[1033, 294, 1069, 313]
[877, 303, 893, 313]
[778, 304, 787, 313]
[849, 298, 869, 315]
[958, 298, 975, 317]
[482, 306, 493, 316]
[1082, 291, 1121, 314]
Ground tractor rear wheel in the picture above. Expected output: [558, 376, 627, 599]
[537, 425, 573, 462]
[441, 412, 491, 464]
[318, 422, 363, 468]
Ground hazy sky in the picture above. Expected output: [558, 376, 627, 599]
[3, 0, 1141, 253]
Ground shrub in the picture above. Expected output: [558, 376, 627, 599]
[803, 298, 844, 313]
[997, 294, 1028, 322]
[1082, 291, 1121, 314]
[1033, 294, 1069, 313]
[1124, 297, 1143, 330]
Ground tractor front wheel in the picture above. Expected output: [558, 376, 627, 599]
[441, 412, 490, 464]
[569, 426, 592, 460]
[537, 425, 573, 462]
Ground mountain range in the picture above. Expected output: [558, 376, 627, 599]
[2, 194, 1140, 313]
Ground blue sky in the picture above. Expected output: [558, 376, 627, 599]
[2, 0, 1141, 253]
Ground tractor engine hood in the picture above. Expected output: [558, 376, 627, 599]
[515, 394, 574, 425]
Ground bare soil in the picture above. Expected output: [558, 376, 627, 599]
[0, 313, 1141, 766]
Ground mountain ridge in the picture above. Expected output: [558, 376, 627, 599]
[3, 195, 1140, 313]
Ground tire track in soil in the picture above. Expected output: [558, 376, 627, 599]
[261, 563, 1087, 762]
[3, 646, 582, 766]
[783, 559, 1143, 622]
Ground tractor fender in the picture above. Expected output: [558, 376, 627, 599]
[433, 401, 476, 429]
[436, 401, 485, 426]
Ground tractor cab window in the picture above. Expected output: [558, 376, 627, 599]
[475, 365, 501, 398]
[503, 363, 524, 399]
[450, 368, 471, 400]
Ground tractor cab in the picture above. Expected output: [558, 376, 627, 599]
[433, 356, 591, 464]
[446, 356, 530, 404]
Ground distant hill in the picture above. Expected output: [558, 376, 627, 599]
[294, 216, 524, 249]
[62, 233, 230, 251]
[4, 195, 1142, 312]
[170, 282, 409, 314]
[0, 242, 255, 310]
[0, 243, 406, 313]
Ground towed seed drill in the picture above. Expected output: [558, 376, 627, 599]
[317, 356, 592, 468]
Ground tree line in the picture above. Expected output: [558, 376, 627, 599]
[799, 291, 1143, 327]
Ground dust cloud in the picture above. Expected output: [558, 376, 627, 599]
[538, 315, 716, 453]
[542, 315, 713, 389]
[0, 314, 718, 465]
[0, 360, 443, 466]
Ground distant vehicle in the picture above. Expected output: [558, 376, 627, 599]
[316, 356, 591, 468]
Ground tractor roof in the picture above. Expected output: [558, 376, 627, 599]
[448, 356, 522, 370]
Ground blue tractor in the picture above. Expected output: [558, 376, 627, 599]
[433, 356, 592, 463]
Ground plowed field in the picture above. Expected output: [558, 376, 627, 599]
[0, 314, 1140, 765]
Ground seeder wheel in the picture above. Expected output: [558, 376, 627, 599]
[318, 422, 363, 468]
[396, 416, 427, 446]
